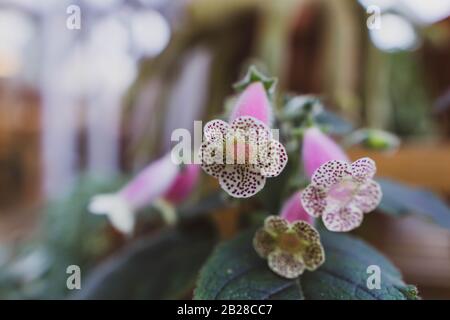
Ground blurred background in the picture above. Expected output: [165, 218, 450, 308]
[0, 0, 449, 299]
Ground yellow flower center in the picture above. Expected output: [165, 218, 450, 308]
[277, 232, 305, 254]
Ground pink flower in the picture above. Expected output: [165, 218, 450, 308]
[280, 191, 313, 224]
[300, 157, 382, 232]
[200, 116, 287, 198]
[164, 164, 200, 204]
[118, 154, 180, 210]
[302, 127, 349, 178]
[229, 82, 273, 126]
[89, 154, 199, 234]
[199, 82, 287, 198]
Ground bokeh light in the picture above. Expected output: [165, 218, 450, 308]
[369, 13, 419, 52]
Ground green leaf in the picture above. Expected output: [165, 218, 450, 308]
[301, 231, 418, 300]
[195, 229, 418, 300]
[178, 192, 227, 220]
[0, 176, 127, 299]
[378, 178, 450, 230]
[280, 95, 353, 135]
[233, 65, 278, 97]
[74, 223, 216, 300]
[194, 231, 304, 300]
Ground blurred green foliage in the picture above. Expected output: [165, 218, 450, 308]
[0, 176, 126, 299]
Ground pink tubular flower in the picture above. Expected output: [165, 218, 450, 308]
[229, 82, 273, 125]
[280, 191, 313, 224]
[302, 127, 349, 178]
[164, 164, 200, 204]
[301, 157, 382, 232]
[199, 83, 287, 198]
[89, 154, 199, 234]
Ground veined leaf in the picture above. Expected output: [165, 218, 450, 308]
[194, 231, 304, 300]
[195, 229, 418, 300]
[301, 231, 418, 300]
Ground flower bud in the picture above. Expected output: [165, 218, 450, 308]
[302, 127, 349, 178]
[164, 164, 200, 204]
[89, 153, 180, 234]
[229, 82, 273, 126]
[280, 191, 313, 224]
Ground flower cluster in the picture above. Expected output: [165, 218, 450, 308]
[254, 124, 382, 278]
[89, 67, 385, 283]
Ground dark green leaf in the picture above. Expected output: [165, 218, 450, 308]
[178, 192, 227, 220]
[378, 178, 450, 230]
[194, 230, 304, 300]
[74, 223, 216, 300]
[0, 176, 126, 299]
[302, 231, 418, 300]
[280, 95, 353, 135]
[233, 65, 277, 97]
[195, 229, 418, 300]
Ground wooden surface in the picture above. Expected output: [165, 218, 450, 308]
[349, 143, 450, 298]
[349, 142, 450, 195]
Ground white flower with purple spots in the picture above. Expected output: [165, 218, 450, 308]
[200, 116, 287, 198]
[300, 157, 382, 232]
[199, 82, 288, 198]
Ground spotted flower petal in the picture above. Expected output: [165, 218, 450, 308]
[351, 157, 376, 182]
[352, 180, 383, 213]
[300, 185, 327, 218]
[292, 220, 320, 242]
[203, 119, 229, 142]
[301, 157, 382, 232]
[253, 229, 276, 258]
[268, 250, 305, 279]
[264, 215, 289, 236]
[218, 165, 266, 198]
[253, 216, 325, 279]
[230, 116, 272, 141]
[199, 140, 226, 177]
[322, 204, 364, 232]
[303, 243, 325, 271]
[259, 139, 288, 177]
[311, 160, 351, 189]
